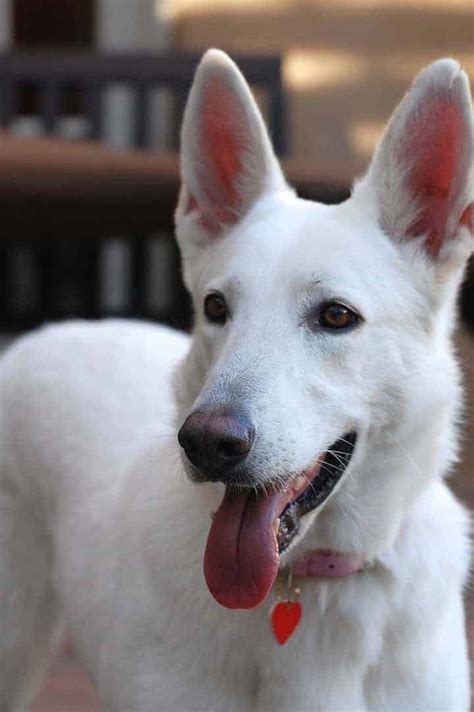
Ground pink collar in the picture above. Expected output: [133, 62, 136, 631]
[292, 549, 366, 578]
[270, 551, 369, 644]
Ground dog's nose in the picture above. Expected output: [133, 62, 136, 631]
[178, 411, 255, 476]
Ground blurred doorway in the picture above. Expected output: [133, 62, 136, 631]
[13, 0, 94, 118]
[13, 0, 94, 48]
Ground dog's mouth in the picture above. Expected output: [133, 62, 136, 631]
[277, 432, 357, 554]
[203, 432, 357, 610]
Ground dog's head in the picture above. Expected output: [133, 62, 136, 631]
[174, 50, 473, 609]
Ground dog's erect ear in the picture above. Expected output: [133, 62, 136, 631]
[357, 59, 473, 262]
[177, 49, 286, 238]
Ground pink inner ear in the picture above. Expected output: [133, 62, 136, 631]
[460, 203, 473, 231]
[196, 75, 248, 227]
[405, 99, 465, 256]
[185, 193, 218, 234]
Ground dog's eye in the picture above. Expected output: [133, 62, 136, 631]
[319, 302, 359, 331]
[204, 292, 227, 324]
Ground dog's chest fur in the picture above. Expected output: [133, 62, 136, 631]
[65, 412, 467, 711]
[4, 321, 463, 711]
[0, 317, 469, 710]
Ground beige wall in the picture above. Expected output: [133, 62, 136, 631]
[169, 0, 474, 169]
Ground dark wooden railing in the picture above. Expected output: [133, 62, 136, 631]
[0, 52, 471, 332]
[0, 130, 354, 331]
[0, 52, 286, 152]
[0, 51, 287, 331]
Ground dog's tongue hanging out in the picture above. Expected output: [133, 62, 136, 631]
[204, 486, 288, 609]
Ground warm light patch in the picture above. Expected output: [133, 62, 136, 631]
[285, 50, 366, 91]
[379, 53, 474, 82]
[159, 0, 474, 20]
[349, 121, 385, 160]
[159, 0, 291, 20]
[329, 0, 472, 7]
[286, 50, 474, 93]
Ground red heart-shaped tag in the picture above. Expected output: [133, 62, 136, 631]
[271, 600, 302, 645]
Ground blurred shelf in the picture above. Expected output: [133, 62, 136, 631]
[0, 134, 356, 240]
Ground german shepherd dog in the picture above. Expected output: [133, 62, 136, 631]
[0, 51, 472, 710]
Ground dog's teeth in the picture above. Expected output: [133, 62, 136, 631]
[273, 517, 280, 535]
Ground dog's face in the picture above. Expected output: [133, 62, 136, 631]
[174, 51, 473, 608]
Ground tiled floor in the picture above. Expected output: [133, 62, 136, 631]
[26, 330, 474, 711]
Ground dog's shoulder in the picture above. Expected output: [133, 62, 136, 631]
[0, 319, 189, 398]
[381, 479, 470, 592]
[0, 320, 190, 491]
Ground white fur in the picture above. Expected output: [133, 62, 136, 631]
[0, 50, 472, 711]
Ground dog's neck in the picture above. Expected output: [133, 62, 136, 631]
[299, 408, 458, 566]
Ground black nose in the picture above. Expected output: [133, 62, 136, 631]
[178, 411, 255, 477]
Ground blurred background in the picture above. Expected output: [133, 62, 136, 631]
[0, 1, 472, 709]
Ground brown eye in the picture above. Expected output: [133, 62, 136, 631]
[204, 293, 227, 324]
[319, 302, 359, 331]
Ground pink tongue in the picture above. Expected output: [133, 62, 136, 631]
[204, 486, 287, 609]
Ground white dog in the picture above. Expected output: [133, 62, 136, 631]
[0, 50, 472, 711]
